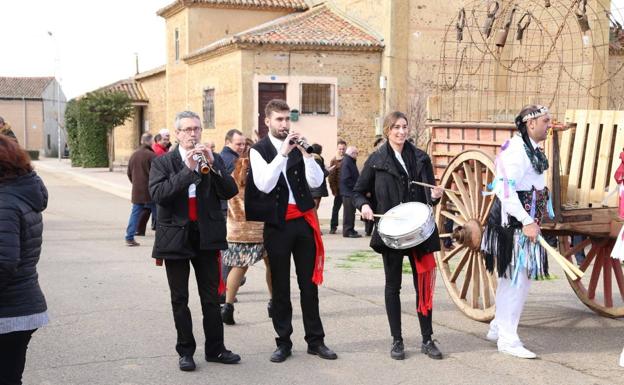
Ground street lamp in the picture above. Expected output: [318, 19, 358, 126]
[48, 31, 62, 161]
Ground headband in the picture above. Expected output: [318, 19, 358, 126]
[521, 106, 549, 122]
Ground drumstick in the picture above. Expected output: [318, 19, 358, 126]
[410, 181, 460, 194]
[372, 214, 401, 219]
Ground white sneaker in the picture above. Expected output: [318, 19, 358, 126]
[486, 329, 498, 342]
[498, 344, 537, 359]
[619, 348, 624, 367]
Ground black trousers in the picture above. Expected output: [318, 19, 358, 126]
[164, 227, 224, 357]
[265, 218, 325, 349]
[0, 329, 35, 385]
[330, 195, 342, 229]
[342, 195, 356, 235]
[382, 251, 433, 342]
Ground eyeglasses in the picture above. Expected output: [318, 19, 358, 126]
[178, 127, 202, 134]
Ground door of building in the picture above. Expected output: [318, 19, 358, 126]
[258, 83, 286, 139]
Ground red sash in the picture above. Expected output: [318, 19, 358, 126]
[285, 204, 325, 285]
[412, 251, 436, 316]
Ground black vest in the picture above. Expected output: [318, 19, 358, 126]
[245, 136, 315, 228]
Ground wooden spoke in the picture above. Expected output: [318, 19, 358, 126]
[462, 162, 477, 216]
[471, 251, 480, 308]
[604, 253, 613, 307]
[444, 189, 471, 222]
[450, 250, 471, 283]
[460, 252, 474, 299]
[443, 244, 468, 263]
[473, 161, 483, 224]
[579, 244, 600, 272]
[588, 248, 605, 300]
[611, 258, 624, 302]
[441, 210, 466, 226]
[452, 171, 474, 218]
[562, 238, 592, 260]
[480, 195, 496, 226]
[479, 166, 493, 221]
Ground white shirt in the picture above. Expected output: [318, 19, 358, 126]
[250, 134, 324, 204]
[393, 150, 408, 174]
[495, 134, 546, 226]
[178, 146, 197, 197]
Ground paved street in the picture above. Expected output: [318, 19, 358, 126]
[22, 160, 624, 385]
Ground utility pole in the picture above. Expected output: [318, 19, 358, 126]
[48, 31, 62, 160]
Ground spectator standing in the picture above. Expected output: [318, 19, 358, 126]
[327, 140, 346, 234]
[340, 146, 361, 238]
[309, 143, 329, 226]
[0, 116, 17, 141]
[124, 133, 157, 247]
[0, 135, 49, 384]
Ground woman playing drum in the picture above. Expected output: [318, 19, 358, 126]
[353, 111, 444, 360]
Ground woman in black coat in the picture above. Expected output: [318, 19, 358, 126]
[352, 111, 444, 361]
[0, 135, 49, 385]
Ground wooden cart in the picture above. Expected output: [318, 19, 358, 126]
[428, 110, 624, 321]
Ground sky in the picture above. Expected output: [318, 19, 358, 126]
[1, 0, 623, 100]
[0, 0, 170, 99]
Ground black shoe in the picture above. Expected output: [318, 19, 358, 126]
[343, 232, 362, 238]
[125, 239, 140, 247]
[205, 349, 241, 364]
[390, 338, 405, 360]
[221, 303, 235, 325]
[307, 344, 338, 360]
[329, 228, 337, 234]
[270, 346, 292, 363]
[178, 355, 196, 371]
[267, 299, 273, 318]
[421, 339, 443, 360]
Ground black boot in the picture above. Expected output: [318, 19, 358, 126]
[421, 339, 442, 360]
[221, 303, 235, 325]
[390, 337, 405, 360]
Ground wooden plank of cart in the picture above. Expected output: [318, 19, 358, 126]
[428, 110, 624, 321]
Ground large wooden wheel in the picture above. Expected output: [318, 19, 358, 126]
[435, 150, 497, 321]
[559, 237, 624, 317]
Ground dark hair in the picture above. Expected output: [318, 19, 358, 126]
[383, 111, 409, 138]
[373, 137, 384, 147]
[154, 133, 162, 142]
[0, 134, 32, 182]
[311, 143, 322, 155]
[337, 139, 347, 146]
[514, 105, 543, 154]
[264, 99, 290, 119]
[225, 128, 243, 143]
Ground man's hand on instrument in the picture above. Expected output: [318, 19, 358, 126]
[298, 136, 312, 159]
[280, 132, 299, 157]
[522, 222, 540, 243]
[361, 204, 374, 221]
[185, 150, 199, 170]
[431, 185, 444, 200]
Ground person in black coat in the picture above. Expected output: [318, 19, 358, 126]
[339, 146, 361, 237]
[149, 111, 240, 372]
[0, 135, 49, 385]
[352, 111, 444, 361]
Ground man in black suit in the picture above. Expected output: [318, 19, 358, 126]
[246, 99, 337, 363]
[340, 146, 361, 238]
[149, 111, 240, 371]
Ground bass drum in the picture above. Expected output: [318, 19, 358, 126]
[377, 202, 435, 250]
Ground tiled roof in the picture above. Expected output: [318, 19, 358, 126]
[95, 79, 149, 103]
[0, 77, 54, 99]
[157, 0, 308, 17]
[185, 4, 383, 61]
[134, 65, 166, 80]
